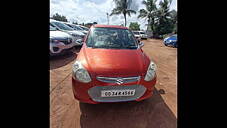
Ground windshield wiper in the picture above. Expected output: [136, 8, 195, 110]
[92, 46, 111, 49]
[123, 45, 137, 49]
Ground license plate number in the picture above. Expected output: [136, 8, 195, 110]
[101, 89, 135, 97]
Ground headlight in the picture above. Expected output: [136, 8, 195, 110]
[144, 61, 157, 81]
[168, 40, 175, 43]
[72, 61, 91, 83]
[69, 32, 77, 37]
[71, 34, 77, 37]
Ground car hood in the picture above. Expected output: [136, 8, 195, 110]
[82, 31, 88, 34]
[167, 36, 177, 41]
[67, 30, 85, 36]
[77, 30, 88, 34]
[50, 31, 71, 38]
[79, 47, 149, 77]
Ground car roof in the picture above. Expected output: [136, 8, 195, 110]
[79, 25, 88, 28]
[50, 19, 58, 22]
[50, 19, 69, 24]
[92, 24, 128, 29]
[132, 31, 144, 32]
[51, 20, 87, 28]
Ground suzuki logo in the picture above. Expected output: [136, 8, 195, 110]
[116, 78, 124, 85]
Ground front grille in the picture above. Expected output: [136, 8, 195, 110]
[88, 85, 146, 102]
[97, 76, 140, 84]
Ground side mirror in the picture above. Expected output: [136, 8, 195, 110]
[138, 41, 144, 48]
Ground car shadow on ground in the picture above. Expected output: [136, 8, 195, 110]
[79, 88, 176, 128]
[49, 47, 80, 70]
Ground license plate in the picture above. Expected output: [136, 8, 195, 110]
[101, 89, 135, 97]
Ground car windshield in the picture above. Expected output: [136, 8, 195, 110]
[133, 32, 139, 35]
[66, 24, 83, 31]
[171, 35, 177, 38]
[86, 27, 138, 49]
[51, 21, 74, 31]
[74, 25, 84, 30]
[80, 26, 89, 31]
[49, 25, 56, 31]
[140, 32, 145, 34]
[65, 24, 74, 28]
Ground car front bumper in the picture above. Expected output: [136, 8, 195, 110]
[141, 36, 148, 39]
[164, 41, 177, 47]
[72, 75, 157, 104]
[50, 41, 80, 55]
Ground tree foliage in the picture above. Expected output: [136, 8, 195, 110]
[129, 22, 140, 31]
[72, 22, 78, 25]
[138, 0, 157, 34]
[110, 0, 136, 26]
[153, 0, 173, 36]
[138, 0, 177, 38]
[51, 13, 68, 22]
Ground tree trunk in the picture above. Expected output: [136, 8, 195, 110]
[147, 18, 153, 38]
[151, 17, 155, 36]
[124, 13, 126, 27]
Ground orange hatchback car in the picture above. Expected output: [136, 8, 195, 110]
[72, 25, 157, 104]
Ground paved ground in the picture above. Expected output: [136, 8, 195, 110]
[50, 39, 177, 128]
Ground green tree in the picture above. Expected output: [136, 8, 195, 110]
[129, 22, 140, 30]
[169, 9, 177, 33]
[79, 23, 85, 26]
[72, 22, 78, 25]
[110, 0, 136, 26]
[169, 10, 177, 24]
[153, 0, 173, 36]
[138, 0, 157, 34]
[51, 13, 68, 22]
